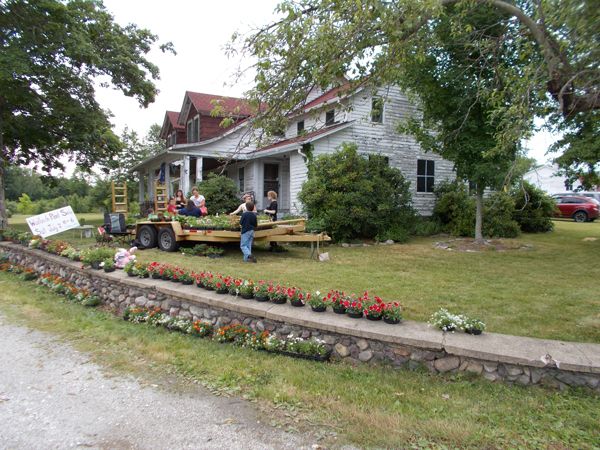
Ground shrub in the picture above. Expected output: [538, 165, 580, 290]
[511, 181, 556, 233]
[483, 191, 520, 238]
[195, 173, 240, 215]
[298, 143, 419, 243]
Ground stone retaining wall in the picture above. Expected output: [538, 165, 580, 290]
[3, 243, 599, 393]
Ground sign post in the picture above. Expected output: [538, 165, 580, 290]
[25, 206, 80, 238]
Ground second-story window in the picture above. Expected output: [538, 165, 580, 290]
[187, 121, 192, 143]
[297, 120, 305, 136]
[326, 110, 335, 126]
[193, 117, 199, 142]
[239, 167, 244, 191]
[371, 98, 383, 123]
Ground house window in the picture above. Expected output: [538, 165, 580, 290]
[326, 110, 335, 126]
[238, 167, 244, 191]
[417, 160, 435, 192]
[272, 129, 285, 137]
[193, 117, 199, 142]
[371, 98, 383, 123]
[369, 154, 389, 165]
[187, 121, 192, 143]
[297, 120, 304, 136]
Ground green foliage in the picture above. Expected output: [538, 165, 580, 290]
[433, 181, 521, 238]
[17, 194, 33, 214]
[512, 182, 556, 233]
[195, 173, 240, 215]
[298, 143, 418, 243]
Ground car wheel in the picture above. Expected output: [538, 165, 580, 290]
[158, 227, 181, 252]
[573, 211, 588, 223]
[137, 225, 158, 248]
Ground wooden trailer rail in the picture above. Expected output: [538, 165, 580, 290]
[134, 217, 331, 258]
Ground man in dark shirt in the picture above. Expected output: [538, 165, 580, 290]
[264, 190, 278, 251]
[240, 201, 257, 263]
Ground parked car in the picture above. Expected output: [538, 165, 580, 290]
[552, 191, 600, 203]
[553, 195, 599, 222]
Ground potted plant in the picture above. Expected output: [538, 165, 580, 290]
[123, 261, 136, 277]
[381, 301, 403, 324]
[147, 262, 162, 279]
[159, 264, 175, 280]
[253, 280, 272, 302]
[344, 295, 363, 318]
[178, 268, 196, 285]
[325, 290, 346, 314]
[268, 284, 288, 304]
[286, 286, 307, 307]
[307, 291, 327, 312]
[81, 247, 115, 270]
[101, 257, 116, 272]
[362, 294, 384, 321]
[428, 308, 464, 332]
[238, 279, 254, 299]
[463, 317, 486, 335]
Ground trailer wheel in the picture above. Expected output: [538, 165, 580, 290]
[158, 227, 181, 252]
[137, 225, 158, 249]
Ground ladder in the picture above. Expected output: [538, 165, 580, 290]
[154, 181, 168, 214]
[111, 181, 127, 217]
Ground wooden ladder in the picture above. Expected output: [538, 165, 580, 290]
[154, 181, 168, 214]
[111, 181, 128, 217]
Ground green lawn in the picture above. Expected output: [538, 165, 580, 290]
[0, 272, 598, 450]
[8, 214, 600, 343]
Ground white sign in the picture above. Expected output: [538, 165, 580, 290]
[25, 206, 80, 238]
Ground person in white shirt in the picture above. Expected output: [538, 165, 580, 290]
[231, 194, 252, 215]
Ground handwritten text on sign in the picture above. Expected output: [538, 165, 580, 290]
[25, 206, 80, 238]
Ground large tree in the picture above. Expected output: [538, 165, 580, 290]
[229, 0, 599, 159]
[0, 0, 174, 227]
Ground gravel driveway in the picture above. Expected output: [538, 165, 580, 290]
[0, 317, 348, 450]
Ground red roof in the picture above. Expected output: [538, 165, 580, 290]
[255, 122, 350, 153]
[166, 111, 185, 130]
[187, 92, 253, 116]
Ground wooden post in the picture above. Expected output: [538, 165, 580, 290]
[181, 156, 190, 196]
[138, 173, 145, 203]
[148, 171, 155, 200]
[195, 156, 203, 186]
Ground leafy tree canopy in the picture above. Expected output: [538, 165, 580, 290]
[0, 0, 174, 226]
[230, 0, 599, 153]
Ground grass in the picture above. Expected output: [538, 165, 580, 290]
[0, 271, 598, 449]
[7, 214, 600, 343]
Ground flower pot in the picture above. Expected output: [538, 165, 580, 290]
[104, 267, 116, 273]
[366, 314, 382, 321]
[182, 280, 193, 285]
[196, 282, 204, 288]
[171, 278, 180, 283]
[311, 306, 326, 313]
[161, 275, 171, 281]
[241, 293, 254, 300]
[216, 289, 228, 294]
[229, 291, 237, 296]
[90, 262, 102, 270]
[290, 300, 304, 307]
[152, 274, 161, 279]
[141, 274, 149, 278]
[127, 272, 136, 277]
[347, 311, 363, 319]
[333, 307, 346, 314]
[271, 297, 287, 305]
[465, 329, 482, 335]
[255, 296, 269, 302]
[204, 286, 215, 291]
[444, 326, 456, 332]
[383, 317, 400, 325]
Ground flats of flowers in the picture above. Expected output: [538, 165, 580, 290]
[20, 268, 38, 281]
[428, 308, 466, 332]
[190, 320, 212, 337]
[214, 324, 250, 343]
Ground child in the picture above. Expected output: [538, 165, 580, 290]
[239, 201, 257, 263]
[167, 198, 178, 214]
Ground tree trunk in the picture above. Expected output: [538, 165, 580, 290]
[474, 186, 484, 244]
[0, 98, 8, 230]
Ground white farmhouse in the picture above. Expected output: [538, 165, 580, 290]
[132, 84, 455, 216]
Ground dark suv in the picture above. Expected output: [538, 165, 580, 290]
[554, 195, 600, 222]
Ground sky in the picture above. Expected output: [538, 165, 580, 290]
[87, 0, 557, 176]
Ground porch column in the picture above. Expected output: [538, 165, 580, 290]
[181, 156, 190, 196]
[164, 164, 170, 199]
[148, 170, 155, 200]
[195, 156, 203, 186]
[138, 172, 145, 202]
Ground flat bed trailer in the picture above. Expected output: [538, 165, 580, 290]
[134, 218, 331, 257]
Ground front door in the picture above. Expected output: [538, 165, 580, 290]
[263, 163, 279, 208]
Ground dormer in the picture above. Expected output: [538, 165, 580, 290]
[160, 111, 185, 148]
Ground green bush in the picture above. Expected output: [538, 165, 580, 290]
[6, 209, 12, 218]
[195, 173, 240, 215]
[298, 143, 418, 243]
[511, 181, 556, 233]
[6, 201, 18, 215]
[433, 181, 521, 238]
